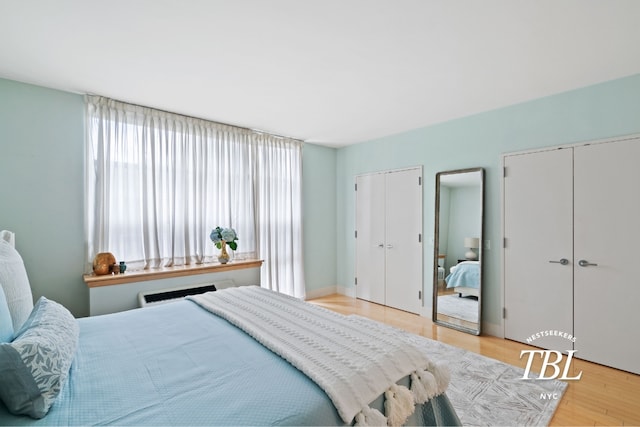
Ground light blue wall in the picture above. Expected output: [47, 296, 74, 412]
[0, 77, 340, 316]
[437, 187, 450, 263]
[336, 73, 640, 332]
[302, 143, 337, 293]
[3, 73, 640, 325]
[0, 78, 87, 316]
[444, 186, 481, 270]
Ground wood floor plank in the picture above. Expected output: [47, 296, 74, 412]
[308, 294, 640, 426]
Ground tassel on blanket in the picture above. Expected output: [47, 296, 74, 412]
[384, 384, 415, 426]
[410, 369, 438, 403]
[411, 362, 452, 404]
[428, 361, 451, 391]
[354, 406, 387, 427]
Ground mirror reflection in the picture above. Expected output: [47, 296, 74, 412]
[433, 168, 484, 335]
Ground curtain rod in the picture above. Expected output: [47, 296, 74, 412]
[85, 93, 305, 143]
[250, 127, 305, 142]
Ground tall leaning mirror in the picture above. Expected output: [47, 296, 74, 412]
[433, 168, 484, 335]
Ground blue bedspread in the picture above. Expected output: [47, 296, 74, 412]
[446, 261, 480, 289]
[0, 299, 460, 426]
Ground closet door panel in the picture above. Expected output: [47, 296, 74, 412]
[355, 173, 386, 305]
[384, 168, 422, 314]
[574, 139, 640, 374]
[504, 149, 574, 350]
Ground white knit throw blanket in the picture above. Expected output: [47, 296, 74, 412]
[188, 286, 449, 426]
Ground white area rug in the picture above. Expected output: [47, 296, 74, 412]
[353, 316, 568, 426]
[437, 294, 479, 323]
[440, 344, 566, 426]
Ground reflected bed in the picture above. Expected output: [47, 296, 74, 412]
[445, 261, 480, 297]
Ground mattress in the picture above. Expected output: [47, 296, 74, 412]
[0, 298, 460, 426]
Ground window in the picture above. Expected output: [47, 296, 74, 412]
[85, 96, 305, 297]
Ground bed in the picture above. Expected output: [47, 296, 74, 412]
[445, 261, 480, 298]
[0, 234, 460, 426]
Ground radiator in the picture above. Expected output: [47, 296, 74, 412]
[437, 267, 445, 280]
[138, 279, 235, 307]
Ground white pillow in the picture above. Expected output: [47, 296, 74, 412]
[0, 230, 15, 247]
[0, 240, 34, 331]
[0, 286, 14, 343]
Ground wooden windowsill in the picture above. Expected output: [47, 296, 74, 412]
[83, 259, 263, 288]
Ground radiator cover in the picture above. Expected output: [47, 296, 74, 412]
[138, 279, 235, 307]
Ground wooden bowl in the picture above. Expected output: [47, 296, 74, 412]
[93, 252, 116, 275]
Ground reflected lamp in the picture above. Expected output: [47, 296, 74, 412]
[464, 237, 480, 260]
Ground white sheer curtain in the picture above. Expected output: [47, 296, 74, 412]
[255, 135, 305, 298]
[85, 95, 305, 298]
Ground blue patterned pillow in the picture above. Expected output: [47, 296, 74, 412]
[0, 285, 14, 342]
[0, 297, 79, 419]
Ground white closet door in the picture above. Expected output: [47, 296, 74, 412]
[355, 173, 386, 305]
[574, 139, 640, 374]
[384, 168, 422, 314]
[504, 149, 574, 350]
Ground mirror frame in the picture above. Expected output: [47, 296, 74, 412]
[432, 167, 484, 335]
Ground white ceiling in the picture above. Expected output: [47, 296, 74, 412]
[1, 1, 639, 147]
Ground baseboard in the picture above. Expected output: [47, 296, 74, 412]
[336, 285, 356, 298]
[305, 285, 357, 300]
[305, 285, 337, 300]
[482, 321, 504, 338]
[420, 304, 432, 320]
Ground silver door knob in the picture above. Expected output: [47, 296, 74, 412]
[578, 259, 598, 267]
[549, 258, 569, 265]
[386, 244, 394, 249]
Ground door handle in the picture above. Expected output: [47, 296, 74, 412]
[377, 243, 384, 248]
[386, 244, 394, 249]
[578, 259, 598, 267]
[549, 258, 569, 265]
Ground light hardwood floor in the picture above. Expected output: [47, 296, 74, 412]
[308, 294, 640, 426]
